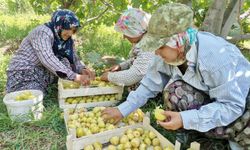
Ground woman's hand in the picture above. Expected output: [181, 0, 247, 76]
[101, 107, 123, 124]
[82, 68, 95, 80]
[104, 65, 121, 72]
[74, 74, 90, 86]
[100, 72, 109, 81]
[158, 111, 183, 130]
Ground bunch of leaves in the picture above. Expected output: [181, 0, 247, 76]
[83, 51, 123, 76]
[76, 24, 130, 75]
[192, 0, 213, 27]
[1, 0, 34, 14]
[241, 0, 250, 34]
[78, 24, 131, 57]
[28, 0, 210, 28]
[84, 51, 106, 76]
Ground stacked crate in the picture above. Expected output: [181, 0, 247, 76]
[66, 117, 200, 150]
[66, 117, 174, 150]
[58, 78, 124, 109]
[58, 79, 200, 150]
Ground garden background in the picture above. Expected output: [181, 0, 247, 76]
[0, 0, 250, 149]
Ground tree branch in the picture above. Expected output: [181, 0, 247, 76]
[81, 0, 113, 26]
[82, 7, 109, 26]
[222, 0, 238, 27]
[227, 33, 250, 42]
[100, 0, 114, 9]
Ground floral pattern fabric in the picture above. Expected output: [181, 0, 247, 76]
[164, 80, 250, 148]
[114, 8, 151, 38]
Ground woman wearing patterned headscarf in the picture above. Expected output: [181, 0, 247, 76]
[100, 8, 154, 87]
[6, 9, 94, 93]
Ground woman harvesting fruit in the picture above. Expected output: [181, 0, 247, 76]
[6, 9, 94, 93]
[100, 8, 154, 87]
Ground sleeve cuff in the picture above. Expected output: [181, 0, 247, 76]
[79, 65, 86, 72]
[180, 109, 199, 130]
[67, 71, 77, 81]
[78, 61, 86, 70]
[107, 72, 125, 86]
[80, 61, 86, 68]
[119, 62, 129, 70]
[117, 101, 134, 117]
[107, 72, 113, 82]
[75, 62, 86, 74]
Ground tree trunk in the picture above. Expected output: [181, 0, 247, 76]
[221, 0, 244, 38]
[200, 0, 227, 35]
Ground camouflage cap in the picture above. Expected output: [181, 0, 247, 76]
[136, 3, 193, 52]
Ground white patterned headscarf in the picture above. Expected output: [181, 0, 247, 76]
[164, 27, 198, 66]
[114, 8, 151, 38]
[165, 27, 198, 54]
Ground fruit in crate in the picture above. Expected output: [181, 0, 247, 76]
[131, 138, 141, 148]
[93, 142, 102, 149]
[67, 107, 117, 138]
[164, 147, 174, 150]
[107, 145, 116, 150]
[122, 109, 144, 125]
[15, 91, 36, 101]
[62, 80, 80, 89]
[154, 107, 166, 121]
[83, 128, 173, 150]
[110, 136, 119, 145]
[90, 77, 115, 87]
[84, 145, 94, 150]
[65, 94, 119, 104]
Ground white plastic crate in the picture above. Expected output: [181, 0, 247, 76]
[58, 79, 124, 109]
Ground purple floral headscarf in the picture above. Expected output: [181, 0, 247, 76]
[45, 9, 80, 65]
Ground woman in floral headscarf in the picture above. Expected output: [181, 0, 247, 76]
[6, 9, 94, 93]
[100, 8, 154, 87]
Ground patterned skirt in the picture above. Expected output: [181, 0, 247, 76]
[163, 80, 250, 148]
[6, 58, 74, 94]
[6, 66, 56, 94]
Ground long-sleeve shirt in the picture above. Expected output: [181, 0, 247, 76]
[118, 32, 250, 132]
[7, 25, 85, 80]
[108, 45, 154, 86]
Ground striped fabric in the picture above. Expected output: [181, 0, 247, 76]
[107, 46, 154, 86]
[7, 25, 85, 80]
